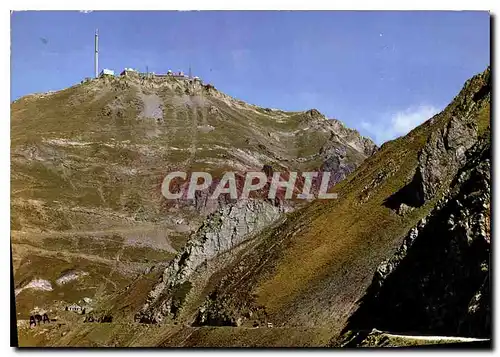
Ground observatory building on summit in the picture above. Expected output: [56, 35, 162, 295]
[92, 29, 202, 83]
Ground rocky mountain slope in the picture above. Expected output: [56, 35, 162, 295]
[126, 68, 490, 338]
[11, 71, 375, 333]
[12, 67, 490, 347]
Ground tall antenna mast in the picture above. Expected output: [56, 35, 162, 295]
[94, 29, 99, 78]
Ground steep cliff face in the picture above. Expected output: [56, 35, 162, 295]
[386, 67, 490, 210]
[333, 68, 491, 346]
[343, 135, 490, 338]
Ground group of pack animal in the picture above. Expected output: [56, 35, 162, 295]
[29, 313, 50, 327]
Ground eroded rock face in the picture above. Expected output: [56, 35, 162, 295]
[345, 137, 491, 337]
[320, 145, 358, 188]
[372, 217, 426, 289]
[416, 115, 478, 204]
[386, 71, 490, 211]
[136, 199, 282, 323]
[328, 119, 378, 157]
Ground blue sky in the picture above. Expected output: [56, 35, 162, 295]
[11, 11, 490, 144]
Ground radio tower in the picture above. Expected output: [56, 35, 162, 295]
[94, 29, 99, 78]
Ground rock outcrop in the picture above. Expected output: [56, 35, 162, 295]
[417, 116, 477, 202]
[386, 67, 490, 210]
[136, 199, 282, 323]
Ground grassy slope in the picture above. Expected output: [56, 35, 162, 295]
[250, 69, 491, 331]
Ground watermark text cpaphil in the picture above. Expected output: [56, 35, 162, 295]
[161, 171, 338, 201]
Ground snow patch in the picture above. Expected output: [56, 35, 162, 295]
[15, 279, 53, 296]
[56, 270, 89, 285]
